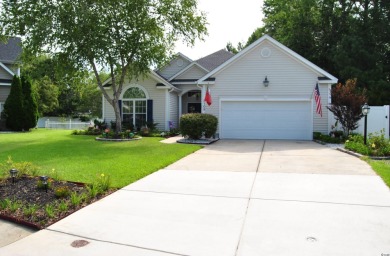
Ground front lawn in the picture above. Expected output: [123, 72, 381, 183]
[0, 129, 201, 187]
[366, 159, 390, 188]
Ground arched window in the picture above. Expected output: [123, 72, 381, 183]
[123, 87, 146, 99]
[122, 87, 147, 129]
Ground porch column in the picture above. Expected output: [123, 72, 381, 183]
[201, 85, 205, 113]
[178, 93, 182, 117]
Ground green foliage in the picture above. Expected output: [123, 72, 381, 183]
[327, 79, 366, 136]
[0, 129, 201, 187]
[57, 200, 69, 213]
[32, 76, 59, 115]
[37, 179, 52, 190]
[180, 113, 218, 140]
[345, 131, 390, 156]
[0, 198, 11, 210]
[1, 0, 208, 133]
[9, 200, 22, 213]
[54, 186, 71, 198]
[313, 132, 344, 144]
[44, 203, 56, 218]
[3, 76, 24, 131]
[0, 156, 39, 178]
[1, 75, 38, 131]
[367, 160, 390, 188]
[70, 192, 84, 208]
[23, 204, 38, 218]
[21, 76, 39, 130]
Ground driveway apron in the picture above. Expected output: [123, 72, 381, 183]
[1, 140, 389, 256]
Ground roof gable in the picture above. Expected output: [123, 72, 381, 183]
[156, 53, 193, 80]
[199, 35, 337, 84]
[0, 37, 22, 64]
[169, 62, 208, 81]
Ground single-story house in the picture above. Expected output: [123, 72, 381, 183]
[102, 35, 338, 140]
[0, 37, 22, 116]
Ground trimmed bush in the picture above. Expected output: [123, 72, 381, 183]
[180, 113, 218, 140]
[3, 76, 24, 131]
[21, 76, 39, 130]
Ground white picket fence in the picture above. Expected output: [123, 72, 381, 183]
[44, 118, 91, 130]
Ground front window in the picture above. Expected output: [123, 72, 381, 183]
[0, 102, 3, 117]
[122, 87, 147, 129]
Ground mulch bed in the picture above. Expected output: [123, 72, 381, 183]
[0, 176, 116, 229]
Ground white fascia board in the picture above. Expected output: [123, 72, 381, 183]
[198, 34, 338, 84]
[0, 62, 15, 76]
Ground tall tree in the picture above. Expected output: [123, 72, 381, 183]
[21, 76, 38, 130]
[1, 0, 207, 132]
[2, 76, 24, 131]
[32, 76, 59, 116]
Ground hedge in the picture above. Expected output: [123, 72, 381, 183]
[180, 113, 218, 140]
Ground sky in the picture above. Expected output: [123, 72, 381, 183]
[174, 0, 265, 60]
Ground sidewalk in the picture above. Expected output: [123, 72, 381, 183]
[1, 140, 389, 255]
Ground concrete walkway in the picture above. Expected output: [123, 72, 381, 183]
[1, 140, 390, 255]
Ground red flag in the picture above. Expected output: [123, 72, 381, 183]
[204, 86, 212, 106]
[314, 83, 322, 117]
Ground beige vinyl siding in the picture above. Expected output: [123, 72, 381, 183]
[0, 86, 10, 102]
[176, 65, 207, 80]
[0, 66, 12, 80]
[158, 56, 191, 79]
[102, 77, 167, 131]
[169, 92, 179, 129]
[204, 41, 325, 129]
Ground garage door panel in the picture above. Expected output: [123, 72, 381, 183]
[221, 101, 311, 140]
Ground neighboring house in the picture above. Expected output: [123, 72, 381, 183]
[0, 37, 22, 116]
[102, 35, 338, 140]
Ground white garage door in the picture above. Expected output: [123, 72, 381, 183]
[221, 101, 312, 140]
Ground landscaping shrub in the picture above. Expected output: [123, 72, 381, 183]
[345, 131, 390, 156]
[180, 113, 218, 139]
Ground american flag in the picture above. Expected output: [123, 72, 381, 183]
[314, 83, 322, 117]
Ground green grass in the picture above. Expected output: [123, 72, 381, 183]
[0, 129, 201, 188]
[366, 159, 390, 188]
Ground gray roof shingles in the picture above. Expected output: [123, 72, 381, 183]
[196, 49, 234, 72]
[0, 37, 22, 63]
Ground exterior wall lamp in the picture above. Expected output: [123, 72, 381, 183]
[263, 76, 269, 87]
[362, 103, 370, 145]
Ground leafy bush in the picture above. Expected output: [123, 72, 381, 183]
[313, 132, 344, 143]
[54, 186, 71, 198]
[345, 131, 390, 156]
[180, 113, 218, 140]
[0, 157, 39, 178]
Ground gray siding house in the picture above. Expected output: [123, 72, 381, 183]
[102, 35, 337, 140]
[0, 37, 22, 116]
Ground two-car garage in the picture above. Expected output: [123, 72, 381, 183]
[220, 100, 312, 140]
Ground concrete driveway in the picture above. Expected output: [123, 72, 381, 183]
[1, 140, 390, 256]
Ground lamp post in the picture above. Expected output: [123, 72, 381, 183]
[40, 175, 49, 193]
[9, 169, 18, 184]
[362, 103, 370, 145]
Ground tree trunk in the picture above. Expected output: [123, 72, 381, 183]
[112, 98, 122, 134]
